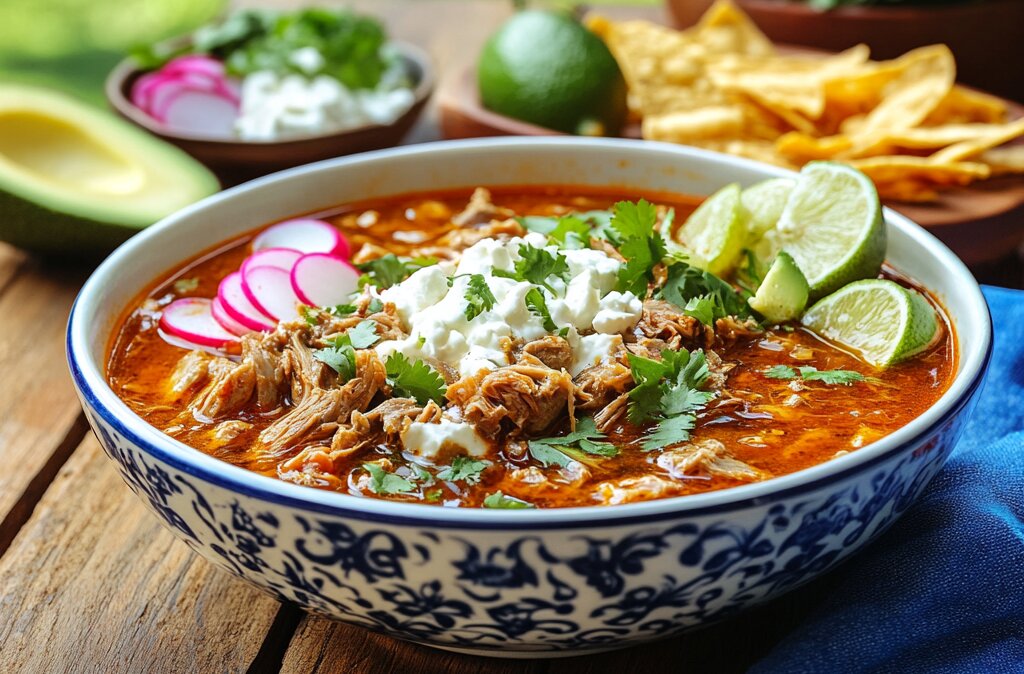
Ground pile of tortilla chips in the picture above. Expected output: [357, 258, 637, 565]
[587, 0, 1024, 201]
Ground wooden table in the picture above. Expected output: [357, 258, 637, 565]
[0, 2, 1020, 672]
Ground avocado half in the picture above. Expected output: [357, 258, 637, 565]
[0, 84, 219, 256]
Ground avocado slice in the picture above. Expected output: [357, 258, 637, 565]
[747, 251, 809, 324]
[0, 85, 218, 256]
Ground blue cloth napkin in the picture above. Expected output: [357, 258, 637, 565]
[751, 286, 1024, 674]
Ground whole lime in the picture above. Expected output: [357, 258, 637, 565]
[477, 10, 628, 136]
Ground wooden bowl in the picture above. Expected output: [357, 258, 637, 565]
[440, 66, 1024, 266]
[665, 0, 1024, 103]
[106, 41, 435, 185]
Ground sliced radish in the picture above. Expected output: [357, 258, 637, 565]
[161, 55, 227, 80]
[160, 298, 239, 348]
[241, 248, 303, 279]
[218, 272, 276, 331]
[211, 296, 252, 337]
[242, 265, 301, 321]
[290, 253, 362, 308]
[162, 89, 239, 136]
[252, 220, 350, 259]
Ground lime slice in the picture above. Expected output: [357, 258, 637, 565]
[740, 178, 794, 237]
[770, 162, 885, 299]
[801, 279, 939, 366]
[668, 183, 745, 276]
[748, 251, 809, 323]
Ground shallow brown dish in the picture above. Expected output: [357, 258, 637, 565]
[440, 66, 1024, 266]
[106, 41, 435, 185]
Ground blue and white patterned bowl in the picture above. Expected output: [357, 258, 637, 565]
[67, 139, 991, 657]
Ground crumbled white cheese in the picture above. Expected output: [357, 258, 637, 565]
[374, 236, 643, 378]
[401, 418, 489, 459]
[234, 53, 415, 141]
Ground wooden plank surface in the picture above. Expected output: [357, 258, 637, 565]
[0, 434, 283, 674]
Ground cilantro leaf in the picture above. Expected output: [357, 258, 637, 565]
[681, 296, 717, 327]
[385, 353, 447, 405]
[798, 366, 866, 385]
[313, 342, 356, 380]
[346, 319, 380, 348]
[483, 491, 535, 509]
[357, 254, 438, 290]
[765, 364, 798, 379]
[658, 261, 750, 320]
[464, 274, 497, 321]
[763, 364, 866, 385]
[328, 303, 358, 316]
[528, 417, 619, 469]
[610, 200, 666, 298]
[363, 463, 416, 495]
[495, 244, 570, 291]
[437, 456, 489, 484]
[549, 216, 591, 249]
[524, 288, 558, 332]
[641, 414, 697, 451]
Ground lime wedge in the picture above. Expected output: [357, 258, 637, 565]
[801, 279, 939, 366]
[748, 251, 809, 323]
[740, 178, 794, 237]
[668, 183, 745, 276]
[769, 162, 885, 299]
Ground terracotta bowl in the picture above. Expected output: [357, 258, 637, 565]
[665, 0, 1024, 103]
[106, 42, 435, 184]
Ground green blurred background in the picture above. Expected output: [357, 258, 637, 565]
[0, 0, 658, 106]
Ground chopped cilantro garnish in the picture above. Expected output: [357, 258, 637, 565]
[384, 353, 447, 405]
[437, 456, 489, 484]
[313, 320, 379, 379]
[680, 295, 717, 326]
[524, 288, 558, 332]
[765, 364, 798, 379]
[363, 463, 416, 495]
[173, 277, 199, 294]
[483, 491, 535, 509]
[410, 464, 434, 484]
[494, 244, 570, 292]
[328, 303, 358, 316]
[464, 274, 497, 321]
[357, 254, 438, 290]
[528, 417, 618, 469]
[548, 216, 591, 249]
[610, 200, 666, 298]
[300, 305, 319, 325]
[425, 489, 444, 502]
[367, 297, 385, 313]
[626, 349, 715, 451]
[658, 261, 750, 321]
[765, 365, 866, 386]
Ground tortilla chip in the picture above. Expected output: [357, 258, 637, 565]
[978, 146, 1024, 176]
[929, 118, 1024, 164]
[849, 156, 990, 187]
[926, 86, 1008, 125]
[776, 132, 854, 161]
[694, 0, 774, 58]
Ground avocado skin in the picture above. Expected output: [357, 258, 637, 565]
[0, 190, 146, 258]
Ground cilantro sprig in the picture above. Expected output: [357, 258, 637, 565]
[357, 254, 438, 290]
[363, 463, 416, 495]
[610, 200, 667, 298]
[384, 353, 447, 405]
[313, 320, 380, 380]
[524, 288, 559, 332]
[528, 417, 618, 469]
[657, 261, 750, 324]
[483, 491, 535, 509]
[765, 365, 867, 386]
[626, 349, 715, 451]
[463, 274, 496, 321]
[494, 244, 570, 292]
[437, 456, 489, 484]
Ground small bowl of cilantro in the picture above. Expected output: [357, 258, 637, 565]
[106, 7, 434, 181]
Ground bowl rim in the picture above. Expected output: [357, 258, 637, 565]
[67, 137, 993, 529]
[104, 39, 436, 146]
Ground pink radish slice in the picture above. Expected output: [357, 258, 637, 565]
[241, 265, 302, 321]
[218, 272, 276, 331]
[241, 248, 303, 279]
[251, 220, 351, 259]
[162, 89, 239, 136]
[211, 296, 252, 337]
[290, 253, 362, 308]
[160, 298, 239, 348]
[161, 55, 226, 79]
